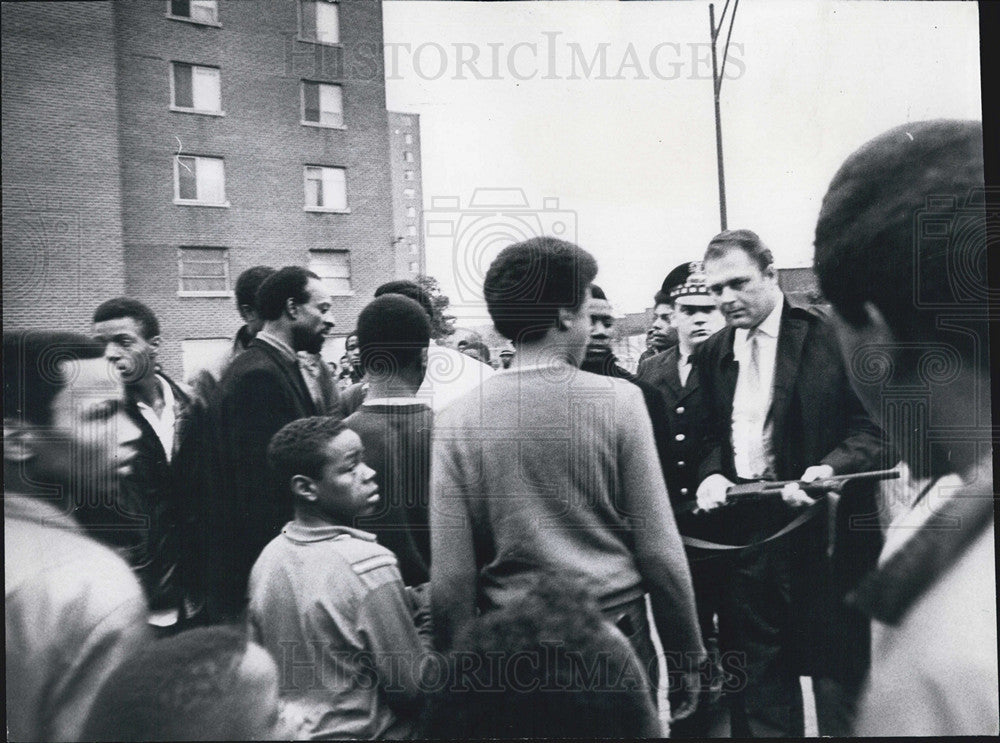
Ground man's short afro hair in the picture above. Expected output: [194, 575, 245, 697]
[483, 236, 598, 344]
[256, 266, 320, 321]
[235, 266, 276, 310]
[3, 331, 106, 426]
[356, 294, 431, 375]
[814, 120, 985, 350]
[374, 280, 435, 320]
[83, 626, 259, 741]
[93, 297, 161, 339]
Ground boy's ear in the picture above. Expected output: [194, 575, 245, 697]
[3, 422, 37, 464]
[291, 474, 317, 501]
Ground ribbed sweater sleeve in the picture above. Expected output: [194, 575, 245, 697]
[429, 428, 477, 651]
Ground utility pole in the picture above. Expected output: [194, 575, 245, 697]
[709, 0, 740, 232]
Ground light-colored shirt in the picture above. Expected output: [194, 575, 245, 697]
[248, 522, 431, 740]
[256, 330, 298, 363]
[135, 374, 176, 463]
[731, 290, 783, 478]
[296, 351, 326, 411]
[417, 344, 494, 413]
[856, 467, 998, 736]
[5, 494, 150, 742]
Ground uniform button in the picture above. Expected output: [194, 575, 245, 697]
[680, 488, 689, 496]
[677, 460, 686, 467]
[675, 433, 685, 442]
[676, 406, 685, 414]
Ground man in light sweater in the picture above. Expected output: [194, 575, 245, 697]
[431, 236, 706, 725]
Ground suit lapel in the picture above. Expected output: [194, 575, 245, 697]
[770, 300, 810, 435]
[253, 340, 318, 416]
[125, 399, 168, 463]
[717, 327, 738, 416]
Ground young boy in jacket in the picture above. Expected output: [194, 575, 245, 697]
[248, 416, 432, 739]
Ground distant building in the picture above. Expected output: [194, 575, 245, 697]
[777, 266, 825, 305]
[3, 0, 397, 378]
[388, 111, 425, 279]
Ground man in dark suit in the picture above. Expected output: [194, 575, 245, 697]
[91, 297, 196, 632]
[695, 230, 886, 737]
[637, 263, 725, 738]
[207, 266, 335, 621]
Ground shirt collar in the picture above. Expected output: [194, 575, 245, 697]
[363, 397, 427, 406]
[754, 289, 785, 338]
[135, 374, 174, 413]
[281, 520, 377, 544]
[502, 361, 575, 374]
[735, 289, 784, 348]
[256, 330, 298, 363]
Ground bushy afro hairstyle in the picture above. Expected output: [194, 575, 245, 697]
[483, 237, 598, 344]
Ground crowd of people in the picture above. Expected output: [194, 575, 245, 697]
[4, 119, 995, 741]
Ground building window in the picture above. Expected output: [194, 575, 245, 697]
[178, 247, 230, 295]
[300, 0, 339, 44]
[403, 188, 415, 199]
[407, 225, 417, 237]
[404, 133, 413, 145]
[304, 166, 348, 211]
[174, 156, 227, 206]
[403, 151, 414, 162]
[406, 206, 416, 218]
[409, 242, 418, 255]
[309, 250, 352, 295]
[167, 0, 219, 25]
[403, 170, 415, 181]
[171, 63, 222, 114]
[301, 81, 344, 127]
[409, 261, 419, 273]
[400, 116, 412, 127]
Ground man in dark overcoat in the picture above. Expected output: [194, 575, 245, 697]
[695, 230, 886, 737]
[206, 266, 335, 621]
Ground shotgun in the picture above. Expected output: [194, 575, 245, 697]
[678, 468, 900, 515]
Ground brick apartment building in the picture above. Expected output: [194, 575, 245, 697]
[388, 111, 426, 278]
[3, 0, 406, 378]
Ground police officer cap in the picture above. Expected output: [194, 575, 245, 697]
[661, 261, 715, 306]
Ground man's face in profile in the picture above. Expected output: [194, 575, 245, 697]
[28, 357, 141, 489]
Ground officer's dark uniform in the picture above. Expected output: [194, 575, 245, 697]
[637, 262, 728, 738]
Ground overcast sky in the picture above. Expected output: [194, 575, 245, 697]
[382, 0, 982, 321]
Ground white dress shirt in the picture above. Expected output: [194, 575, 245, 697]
[135, 375, 176, 462]
[731, 290, 784, 479]
[417, 344, 494, 413]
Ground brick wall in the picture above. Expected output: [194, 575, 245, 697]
[2, 1, 127, 334]
[113, 0, 396, 377]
